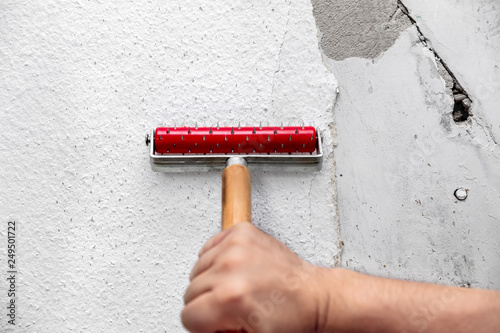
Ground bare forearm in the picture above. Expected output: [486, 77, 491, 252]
[182, 224, 500, 333]
[318, 268, 500, 333]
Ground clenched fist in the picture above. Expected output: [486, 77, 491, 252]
[181, 222, 331, 333]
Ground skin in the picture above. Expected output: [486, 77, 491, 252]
[182, 222, 500, 333]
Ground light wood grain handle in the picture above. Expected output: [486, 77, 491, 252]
[220, 158, 251, 333]
[221, 161, 252, 231]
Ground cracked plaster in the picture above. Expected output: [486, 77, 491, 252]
[312, 0, 500, 288]
[311, 0, 411, 60]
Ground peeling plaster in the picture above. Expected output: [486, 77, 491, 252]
[309, 0, 499, 288]
[320, 2, 500, 289]
[311, 0, 411, 60]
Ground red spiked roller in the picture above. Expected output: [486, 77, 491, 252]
[154, 126, 317, 154]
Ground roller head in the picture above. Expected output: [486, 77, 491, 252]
[154, 126, 317, 154]
[147, 125, 323, 172]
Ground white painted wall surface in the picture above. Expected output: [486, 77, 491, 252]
[0, 0, 338, 331]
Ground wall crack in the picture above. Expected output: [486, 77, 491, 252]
[397, 1, 473, 124]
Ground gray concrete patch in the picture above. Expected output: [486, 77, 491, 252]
[311, 0, 411, 60]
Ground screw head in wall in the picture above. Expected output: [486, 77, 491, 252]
[454, 188, 468, 201]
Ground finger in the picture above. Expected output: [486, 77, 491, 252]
[200, 222, 256, 258]
[181, 292, 237, 333]
[195, 223, 256, 280]
[184, 271, 214, 305]
[190, 244, 220, 281]
[198, 226, 235, 257]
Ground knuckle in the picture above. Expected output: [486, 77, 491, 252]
[218, 248, 247, 271]
[183, 287, 191, 305]
[180, 307, 194, 330]
[190, 256, 206, 279]
[189, 265, 198, 281]
[215, 280, 250, 306]
[181, 305, 206, 333]
[183, 282, 195, 305]
[226, 232, 251, 248]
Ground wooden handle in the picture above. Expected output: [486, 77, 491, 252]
[220, 160, 251, 333]
[221, 163, 252, 230]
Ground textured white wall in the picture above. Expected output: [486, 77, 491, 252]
[0, 0, 338, 331]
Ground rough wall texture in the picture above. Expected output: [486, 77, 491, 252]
[312, 0, 500, 288]
[311, 0, 411, 60]
[0, 0, 338, 331]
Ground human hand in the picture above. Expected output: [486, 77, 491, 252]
[181, 222, 500, 333]
[181, 222, 330, 333]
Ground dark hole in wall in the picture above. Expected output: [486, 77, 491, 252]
[453, 100, 469, 122]
[452, 83, 472, 123]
